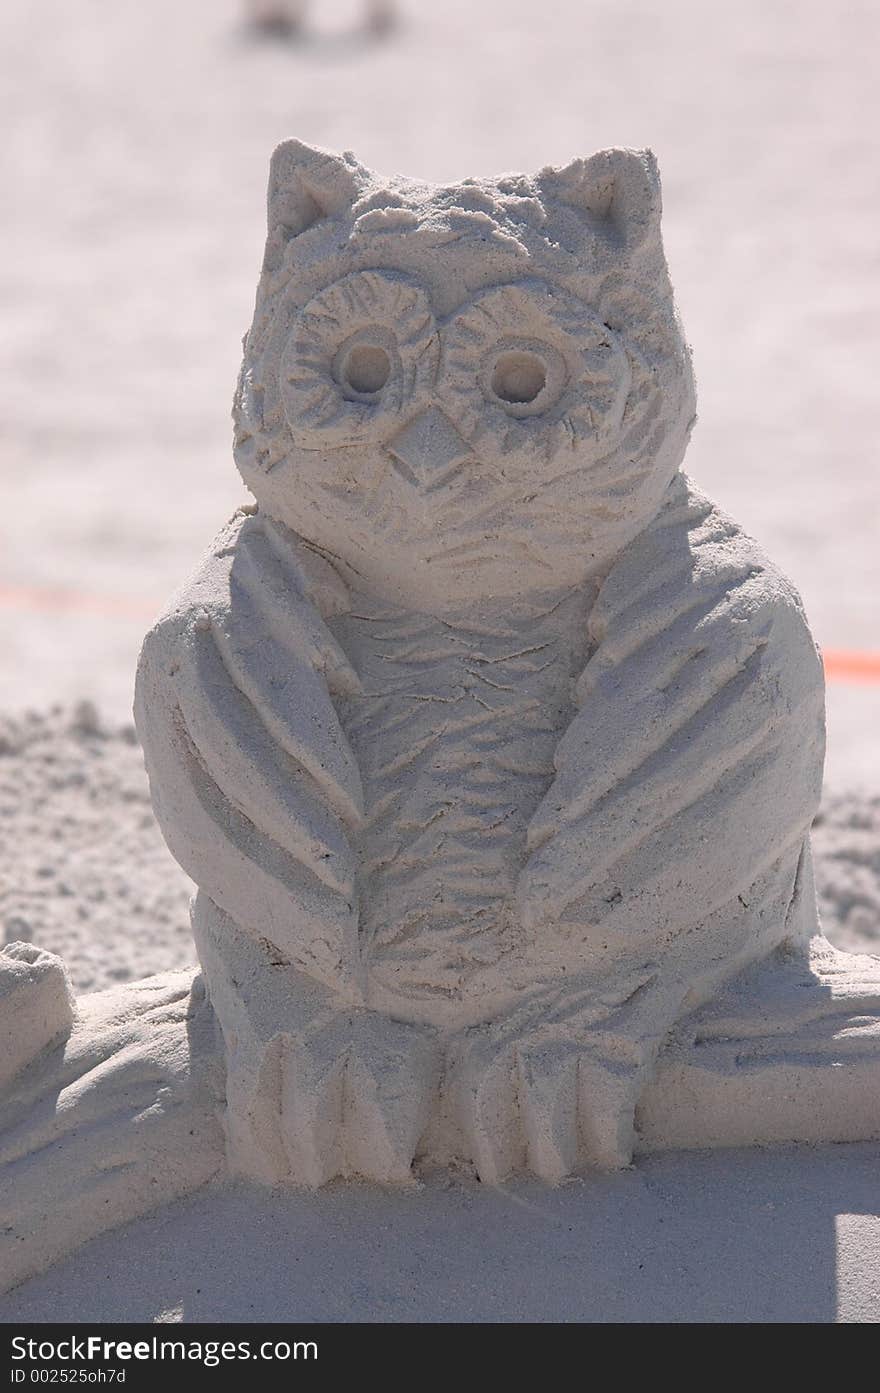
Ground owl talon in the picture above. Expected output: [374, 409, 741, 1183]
[453, 1035, 523, 1184]
[453, 1029, 641, 1182]
[516, 1042, 581, 1183]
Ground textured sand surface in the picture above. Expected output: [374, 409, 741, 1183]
[0, 710, 194, 993]
[1, 708, 876, 995]
[813, 791, 880, 955]
[4, 1145, 880, 1322]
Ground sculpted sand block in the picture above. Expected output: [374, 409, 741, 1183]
[132, 141, 873, 1182]
[3, 142, 879, 1285]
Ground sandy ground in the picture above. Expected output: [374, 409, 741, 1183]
[0, 709, 194, 992]
[1, 0, 879, 1322]
[3, 1146, 880, 1322]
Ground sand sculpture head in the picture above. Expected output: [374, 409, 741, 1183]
[233, 140, 696, 610]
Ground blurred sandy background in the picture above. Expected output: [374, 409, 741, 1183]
[1, 0, 878, 987]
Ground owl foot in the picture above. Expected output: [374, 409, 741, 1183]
[193, 894, 440, 1185]
[279, 1010, 439, 1185]
[220, 1009, 440, 1186]
[196, 896, 673, 1185]
[451, 1028, 646, 1183]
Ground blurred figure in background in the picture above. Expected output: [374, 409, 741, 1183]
[248, 1, 300, 37]
[246, 0, 395, 37]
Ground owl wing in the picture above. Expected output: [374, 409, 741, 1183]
[134, 510, 363, 993]
[517, 474, 825, 956]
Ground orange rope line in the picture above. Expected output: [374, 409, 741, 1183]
[822, 650, 880, 684]
[0, 584, 158, 620]
[0, 584, 878, 684]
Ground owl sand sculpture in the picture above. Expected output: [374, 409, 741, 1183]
[135, 141, 834, 1185]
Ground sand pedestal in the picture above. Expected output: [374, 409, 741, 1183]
[3, 934, 880, 1295]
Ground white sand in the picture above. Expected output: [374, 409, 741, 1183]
[3, 1146, 880, 1323]
[0, 709, 194, 993]
[2, 0, 879, 1320]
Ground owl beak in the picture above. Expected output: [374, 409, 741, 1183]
[387, 406, 471, 491]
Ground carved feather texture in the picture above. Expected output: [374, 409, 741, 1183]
[135, 511, 362, 993]
[518, 475, 826, 956]
[330, 588, 594, 1003]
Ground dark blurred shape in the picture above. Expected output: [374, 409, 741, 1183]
[244, 0, 397, 42]
[366, 1, 396, 36]
[246, 1, 303, 39]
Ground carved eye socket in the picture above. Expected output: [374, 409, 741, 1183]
[281, 271, 439, 446]
[333, 332, 395, 402]
[442, 281, 632, 464]
[489, 351, 548, 407]
[343, 345, 391, 396]
[479, 338, 565, 419]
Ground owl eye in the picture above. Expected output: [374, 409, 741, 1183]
[489, 351, 549, 409]
[334, 333, 394, 402]
[281, 271, 438, 446]
[479, 338, 566, 419]
[442, 281, 632, 464]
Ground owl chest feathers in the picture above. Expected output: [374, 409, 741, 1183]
[329, 591, 594, 1004]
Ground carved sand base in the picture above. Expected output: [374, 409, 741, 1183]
[639, 938, 880, 1153]
[0, 951, 224, 1294]
[3, 936, 879, 1294]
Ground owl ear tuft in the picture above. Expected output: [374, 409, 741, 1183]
[538, 148, 662, 253]
[266, 140, 364, 245]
